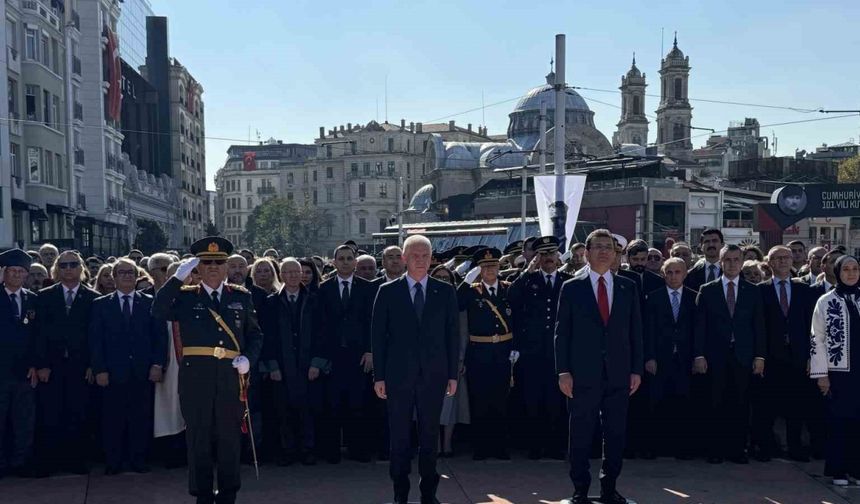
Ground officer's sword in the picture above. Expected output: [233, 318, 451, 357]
[239, 375, 260, 479]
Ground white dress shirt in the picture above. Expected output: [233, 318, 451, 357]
[541, 269, 558, 288]
[201, 281, 225, 299]
[482, 280, 499, 295]
[667, 286, 683, 302]
[337, 274, 354, 296]
[588, 269, 613, 312]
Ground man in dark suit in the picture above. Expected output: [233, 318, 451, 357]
[152, 237, 262, 504]
[315, 244, 375, 463]
[685, 228, 725, 293]
[693, 244, 766, 464]
[556, 229, 643, 504]
[643, 257, 697, 459]
[89, 257, 167, 474]
[0, 250, 38, 478]
[508, 235, 571, 460]
[32, 250, 100, 476]
[372, 235, 459, 504]
[752, 245, 819, 461]
[260, 258, 320, 466]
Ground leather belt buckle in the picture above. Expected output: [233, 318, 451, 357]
[492, 334, 499, 343]
[213, 347, 227, 359]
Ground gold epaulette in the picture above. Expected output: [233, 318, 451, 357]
[226, 283, 249, 294]
[471, 282, 483, 295]
[180, 285, 198, 292]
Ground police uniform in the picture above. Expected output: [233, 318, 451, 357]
[508, 236, 571, 459]
[0, 250, 37, 476]
[151, 237, 262, 504]
[458, 248, 515, 460]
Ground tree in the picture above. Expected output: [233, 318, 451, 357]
[838, 155, 860, 183]
[134, 219, 168, 255]
[243, 197, 330, 256]
[205, 221, 220, 236]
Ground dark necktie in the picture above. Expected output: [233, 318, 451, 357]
[341, 281, 350, 307]
[779, 280, 789, 317]
[9, 292, 20, 319]
[211, 290, 220, 312]
[488, 286, 496, 298]
[546, 274, 553, 289]
[65, 289, 74, 314]
[122, 295, 132, 323]
[414, 282, 424, 321]
[707, 264, 717, 283]
[726, 281, 736, 318]
[597, 276, 610, 325]
[671, 290, 680, 322]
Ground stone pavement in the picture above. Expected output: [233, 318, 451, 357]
[2, 455, 858, 504]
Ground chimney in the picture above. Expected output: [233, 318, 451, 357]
[409, 122, 414, 132]
[347, 122, 352, 131]
[340, 125, 345, 133]
[448, 120, 455, 131]
[319, 127, 325, 139]
[467, 123, 472, 132]
[400, 119, 405, 129]
[416, 122, 423, 133]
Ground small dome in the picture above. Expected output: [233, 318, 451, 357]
[443, 143, 480, 169]
[512, 84, 590, 114]
[626, 55, 641, 78]
[407, 184, 435, 213]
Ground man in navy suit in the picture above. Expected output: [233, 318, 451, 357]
[693, 244, 766, 464]
[372, 235, 459, 504]
[643, 257, 697, 459]
[89, 257, 167, 474]
[685, 228, 724, 293]
[0, 249, 38, 478]
[555, 229, 643, 504]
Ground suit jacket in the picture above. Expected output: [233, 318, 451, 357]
[316, 276, 373, 360]
[372, 276, 459, 391]
[88, 291, 167, 383]
[0, 286, 37, 381]
[693, 278, 766, 373]
[619, 269, 663, 326]
[554, 273, 644, 390]
[758, 278, 814, 370]
[260, 285, 320, 400]
[685, 260, 721, 294]
[645, 286, 697, 393]
[508, 270, 571, 358]
[33, 282, 100, 370]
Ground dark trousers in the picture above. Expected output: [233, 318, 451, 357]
[752, 359, 818, 455]
[317, 347, 369, 459]
[273, 380, 314, 456]
[466, 342, 511, 456]
[519, 354, 566, 454]
[102, 376, 153, 469]
[179, 358, 243, 503]
[646, 357, 691, 456]
[364, 374, 389, 457]
[568, 373, 629, 495]
[0, 379, 35, 469]
[825, 376, 860, 478]
[387, 380, 447, 501]
[688, 373, 710, 456]
[35, 359, 90, 472]
[626, 373, 650, 455]
[706, 355, 750, 458]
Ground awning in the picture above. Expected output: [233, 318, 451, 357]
[11, 199, 39, 211]
[30, 209, 49, 221]
[46, 203, 77, 215]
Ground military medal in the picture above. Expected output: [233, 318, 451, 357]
[22, 317, 28, 325]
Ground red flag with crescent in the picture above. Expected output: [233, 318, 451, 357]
[103, 26, 122, 122]
[243, 152, 257, 171]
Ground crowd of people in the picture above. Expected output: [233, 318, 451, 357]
[0, 228, 858, 504]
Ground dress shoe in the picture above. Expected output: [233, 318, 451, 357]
[753, 451, 771, 462]
[571, 491, 592, 504]
[707, 456, 724, 464]
[421, 497, 441, 504]
[600, 490, 628, 504]
[728, 454, 749, 464]
[301, 452, 316, 466]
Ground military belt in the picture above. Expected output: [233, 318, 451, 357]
[183, 346, 239, 360]
[469, 333, 513, 344]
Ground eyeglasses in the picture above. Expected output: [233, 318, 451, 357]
[114, 269, 137, 277]
[200, 259, 226, 265]
[58, 261, 80, 269]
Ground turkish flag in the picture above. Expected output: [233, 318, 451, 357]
[243, 152, 256, 171]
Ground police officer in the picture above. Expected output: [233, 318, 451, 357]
[152, 237, 262, 504]
[0, 249, 37, 478]
[458, 248, 515, 460]
[498, 240, 523, 280]
[508, 236, 571, 459]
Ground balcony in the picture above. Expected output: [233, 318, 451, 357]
[7, 46, 20, 73]
[257, 186, 276, 195]
[72, 56, 81, 77]
[73, 102, 83, 121]
[107, 196, 125, 212]
[22, 0, 60, 30]
[71, 10, 80, 30]
[106, 152, 121, 173]
[77, 193, 87, 210]
[74, 148, 85, 165]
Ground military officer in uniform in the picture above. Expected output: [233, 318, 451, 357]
[458, 248, 515, 460]
[508, 235, 571, 459]
[498, 241, 524, 280]
[152, 237, 262, 504]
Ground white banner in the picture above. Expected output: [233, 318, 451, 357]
[533, 174, 587, 251]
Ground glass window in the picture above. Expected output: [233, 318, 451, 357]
[326, 186, 333, 202]
[303, 171, 308, 183]
[51, 38, 60, 74]
[363, 162, 370, 175]
[379, 182, 387, 198]
[359, 218, 366, 235]
[312, 190, 317, 204]
[8, 79, 18, 118]
[40, 35, 49, 67]
[358, 182, 366, 198]
[51, 95, 60, 129]
[25, 85, 38, 121]
[287, 173, 294, 184]
[313, 170, 317, 182]
[247, 196, 252, 209]
[350, 163, 358, 174]
[326, 166, 333, 178]
[42, 90, 50, 126]
[246, 179, 251, 192]
[44, 150, 54, 186]
[406, 162, 410, 176]
[376, 162, 382, 174]
[10, 143, 20, 181]
[27, 147, 41, 183]
[25, 28, 37, 60]
[379, 218, 387, 232]
[674, 78, 682, 100]
[56, 153, 65, 189]
[388, 138, 394, 152]
[6, 19, 16, 51]
[387, 161, 395, 175]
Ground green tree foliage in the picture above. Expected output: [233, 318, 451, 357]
[243, 198, 329, 256]
[838, 155, 860, 183]
[134, 219, 168, 255]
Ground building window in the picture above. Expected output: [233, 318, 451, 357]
[326, 166, 333, 178]
[6, 19, 17, 53]
[42, 90, 50, 127]
[633, 95, 640, 115]
[379, 218, 387, 232]
[44, 150, 53, 186]
[350, 163, 358, 175]
[312, 190, 318, 204]
[51, 95, 60, 129]
[387, 161, 395, 175]
[303, 171, 309, 183]
[406, 162, 411, 177]
[350, 142, 357, 155]
[287, 192, 293, 201]
[407, 139, 411, 152]
[326, 186, 333, 202]
[56, 153, 65, 189]
[363, 162, 370, 175]
[326, 145, 332, 158]
[313, 170, 317, 182]
[358, 182, 366, 198]
[25, 28, 37, 60]
[246, 179, 251, 192]
[673, 123, 684, 142]
[27, 147, 41, 183]
[376, 162, 383, 175]
[8, 79, 18, 118]
[25, 85, 38, 121]
[388, 138, 394, 152]
[379, 182, 388, 198]
[10, 143, 21, 183]
[40, 35, 49, 67]
[674, 77, 682, 100]
[287, 173, 294, 184]
[51, 38, 60, 74]
[247, 196, 252, 209]
[359, 218, 366, 235]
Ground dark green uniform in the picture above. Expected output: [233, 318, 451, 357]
[152, 277, 262, 504]
[458, 280, 515, 459]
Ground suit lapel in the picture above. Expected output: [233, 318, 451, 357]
[399, 277, 420, 327]
[577, 277, 604, 326]
[422, 279, 439, 327]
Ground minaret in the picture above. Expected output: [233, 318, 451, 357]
[613, 53, 648, 148]
[656, 33, 693, 159]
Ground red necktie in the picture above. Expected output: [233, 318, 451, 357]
[598, 276, 610, 325]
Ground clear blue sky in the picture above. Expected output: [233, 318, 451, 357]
[152, 0, 860, 190]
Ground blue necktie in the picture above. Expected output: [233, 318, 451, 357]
[414, 282, 424, 321]
[671, 290, 680, 322]
[10, 292, 20, 319]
